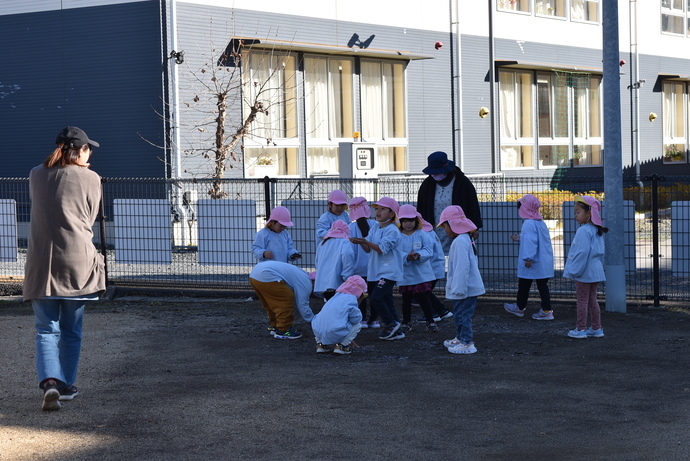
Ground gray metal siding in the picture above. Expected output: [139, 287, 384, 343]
[0, 1, 165, 178]
[173, 3, 454, 178]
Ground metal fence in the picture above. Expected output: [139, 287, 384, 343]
[1, 173, 689, 304]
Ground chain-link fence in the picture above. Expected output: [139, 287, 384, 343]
[1, 174, 688, 303]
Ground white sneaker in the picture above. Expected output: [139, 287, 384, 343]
[532, 309, 554, 321]
[504, 303, 525, 318]
[360, 321, 369, 329]
[369, 321, 381, 329]
[316, 342, 331, 353]
[443, 338, 461, 348]
[585, 327, 604, 338]
[448, 342, 477, 354]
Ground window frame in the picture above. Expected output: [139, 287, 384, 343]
[662, 81, 689, 164]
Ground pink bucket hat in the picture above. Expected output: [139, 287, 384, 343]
[372, 197, 400, 215]
[336, 275, 368, 297]
[324, 219, 350, 239]
[348, 197, 372, 221]
[398, 204, 422, 229]
[416, 212, 433, 232]
[518, 194, 543, 220]
[575, 195, 603, 226]
[438, 205, 478, 235]
[328, 190, 349, 206]
[266, 206, 293, 227]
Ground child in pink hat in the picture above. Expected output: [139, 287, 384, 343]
[563, 196, 608, 339]
[396, 204, 441, 333]
[316, 189, 350, 245]
[504, 194, 555, 321]
[314, 220, 355, 301]
[438, 206, 485, 354]
[311, 275, 367, 354]
[350, 197, 405, 340]
[347, 197, 380, 328]
[252, 206, 301, 263]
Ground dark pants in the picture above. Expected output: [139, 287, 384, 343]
[361, 278, 378, 322]
[402, 290, 436, 324]
[516, 277, 551, 311]
[369, 278, 397, 326]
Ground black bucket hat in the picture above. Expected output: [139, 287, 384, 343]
[422, 151, 455, 175]
[55, 126, 100, 148]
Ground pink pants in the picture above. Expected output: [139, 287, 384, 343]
[575, 281, 602, 330]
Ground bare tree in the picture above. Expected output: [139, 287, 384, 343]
[163, 36, 300, 198]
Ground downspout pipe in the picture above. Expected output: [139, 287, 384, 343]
[488, 0, 497, 173]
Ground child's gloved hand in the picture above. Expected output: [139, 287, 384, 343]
[290, 253, 302, 260]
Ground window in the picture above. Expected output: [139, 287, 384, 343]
[498, 69, 602, 170]
[500, 71, 534, 169]
[243, 51, 299, 176]
[304, 57, 355, 175]
[661, 0, 686, 35]
[361, 60, 407, 172]
[662, 82, 688, 163]
[497, 0, 530, 13]
[535, 0, 566, 18]
[571, 0, 599, 22]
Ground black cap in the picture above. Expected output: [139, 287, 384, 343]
[55, 126, 100, 148]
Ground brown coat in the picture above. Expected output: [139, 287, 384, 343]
[23, 165, 106, 301]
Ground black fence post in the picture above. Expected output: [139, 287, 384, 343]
[99, 178, 109, 286]
[262, 176, 271, 218]
[644, 173, 664, 307]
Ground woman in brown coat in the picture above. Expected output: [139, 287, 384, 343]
[24, 126, 106, 411]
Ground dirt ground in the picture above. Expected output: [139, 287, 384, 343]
[1, 293, 689, 460]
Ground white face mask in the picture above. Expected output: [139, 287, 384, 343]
[432, 173, 447, 182]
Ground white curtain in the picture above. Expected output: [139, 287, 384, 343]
[361, 62, 383, 139]
[571, 0, 585, 20]
[499, 72, 516, 139]
[305, 58, 329, 138]
[663, 84, 673, 139]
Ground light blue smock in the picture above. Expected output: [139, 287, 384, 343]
[399, 229, 436, 286]
[563, 223, 606, 283]
[517, 219, 555, 280]
[311, 292, 363, 345]
[446, 233, 485, 300]
[248, 261, 314, 322]
[366, 223, 403, 283]
[251, 227, 298, 263]
[314, 237, 355, 293]
[315, 211, 350, 245]
[426, 229, 446, 280]
[349, 219, 377, 277]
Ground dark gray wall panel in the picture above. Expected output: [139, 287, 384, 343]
[0, 2, 165, 178]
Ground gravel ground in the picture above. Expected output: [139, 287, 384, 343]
[1, 295, 689, 460]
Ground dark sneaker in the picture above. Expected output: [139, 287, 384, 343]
[378, 322, 401, 340]
[401, 323, 413, 333]
[316, 342, 331, 353]
[438, 311, 454, 320]
[59, 385, 79, 401]
[383, 329, 405, 341]
[333, 343, 352, 355]
[42, 380, 61, 411]
[275, 328, 302, 340]
[427, 322, 439, 333]
[268, 325, 277, 336]
[416, 315, 441, 324]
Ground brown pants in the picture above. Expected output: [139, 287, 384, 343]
[250, 278, 295, 331]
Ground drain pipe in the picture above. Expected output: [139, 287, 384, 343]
[488, 0, 497, 173]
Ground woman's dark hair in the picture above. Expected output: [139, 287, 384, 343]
[356, 216, 370, 237]
[43, 143, 89, 168]
[575, 201, 609, 236]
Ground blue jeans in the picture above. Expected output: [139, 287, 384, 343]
[452, 296, 478, 344]
[33, 298, 86, 389]
[369, 278, 398, 326]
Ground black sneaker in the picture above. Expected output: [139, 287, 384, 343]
[42, 380, 61, 411]
[274, 328, 302, 340]
[416, 315, 441, 324]
[384, 329, 405, 341]
[59, 385, 79, 401]
[378, 322, 401, 340]
[427, 322, 439, 333]
[439, 311, 454, 320]
[401, 323, 413, 333]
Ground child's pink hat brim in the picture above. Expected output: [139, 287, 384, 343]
[324, 220, 351, 239]
[575, 195, 603, 226]
[266, 206, 293, 227]
[437, 205, 477, 234]
[336, 275, 368, 297]
[348, 197, 372, 220]
[518, 194, 543, 220]
[372, 197, 400, 215]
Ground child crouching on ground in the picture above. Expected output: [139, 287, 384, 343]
[438, 206, 485, 354]
[249, 260, 314, 339]
[311, 275, 367, 355]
